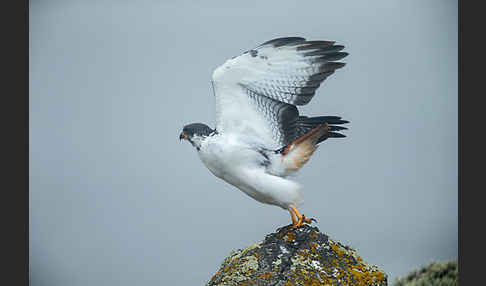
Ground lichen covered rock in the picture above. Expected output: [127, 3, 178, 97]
[206, 225, 387, 286]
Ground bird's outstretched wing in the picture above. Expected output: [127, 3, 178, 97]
[211, 37, 348, 149]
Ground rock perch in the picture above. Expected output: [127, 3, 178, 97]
[206, 225, 387, 286]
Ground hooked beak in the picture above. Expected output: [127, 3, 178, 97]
[179, 131, 188, 141]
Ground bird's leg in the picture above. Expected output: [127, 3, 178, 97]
[289, 208, 297, 226]
[276, 209, 298, 233]
[289, 205, 315, 228]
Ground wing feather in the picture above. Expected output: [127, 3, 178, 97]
[212, 37, 348, 148]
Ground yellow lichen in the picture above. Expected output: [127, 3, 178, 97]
[329, 242, 346, 258]
[211, 234, 386, 286]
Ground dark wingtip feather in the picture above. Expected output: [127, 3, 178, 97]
[258, 37, 306, 48]
[303, 45, 346, 56]
[315, 52, 349, 62]
[308, 71, 335, 82]
[296, 41, 336, 50]
[323, 62, 346, 70]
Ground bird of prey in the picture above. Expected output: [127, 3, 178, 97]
[180, 37, 349, 228]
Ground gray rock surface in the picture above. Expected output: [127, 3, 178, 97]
[206, 224, 387, 286]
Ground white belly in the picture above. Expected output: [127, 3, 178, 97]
[197, 134, 303, 209]
[197, 134, 253, 183]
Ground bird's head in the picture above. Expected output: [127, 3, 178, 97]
[179, 123, 216, 150]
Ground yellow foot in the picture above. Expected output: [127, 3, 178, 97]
[289, 205, 316, 229]
[302, 215, 315, 224]
[292, 215, 316, 228]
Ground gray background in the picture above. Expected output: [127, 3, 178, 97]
[29, 0, 458, 285]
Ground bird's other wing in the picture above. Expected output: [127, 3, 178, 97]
[211, 37, 348, 149]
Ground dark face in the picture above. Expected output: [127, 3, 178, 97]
[179, 123, 214, 142]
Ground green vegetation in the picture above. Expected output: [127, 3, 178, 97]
[393, 260, 458, 286]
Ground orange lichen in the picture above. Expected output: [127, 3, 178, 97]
[257, 272, 272, 279]
[309, 242, 318, 253]
[284, 232, 296, 242]
[309, 231, 318, 239]
[236, 279, 254, 286]
[210, 271, 219, 281]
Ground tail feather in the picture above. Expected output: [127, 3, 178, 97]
[275, 115, 349, 175]
[328, 126, 348, 131]
[327, 132, 346, 138]
[278, 124, 329, 173]
[296, 115, 349, 144]
[298, 115, 349, 125]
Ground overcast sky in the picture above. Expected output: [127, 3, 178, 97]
[30, 0, 457, 285]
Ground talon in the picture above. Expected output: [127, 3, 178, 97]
[302, 215, 316, 224]
[292, 220, 303, 229]
[288, 205, 315, 229]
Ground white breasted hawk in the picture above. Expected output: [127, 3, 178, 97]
[180, 37, 349, 228]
